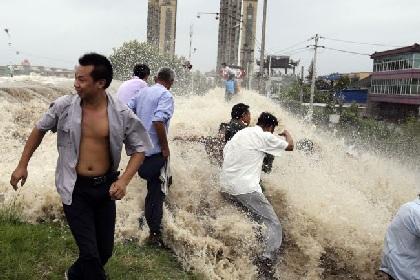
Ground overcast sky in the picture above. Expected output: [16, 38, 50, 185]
[0, 0, 419, 75]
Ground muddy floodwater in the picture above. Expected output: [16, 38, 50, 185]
[0, 76, 417, 279]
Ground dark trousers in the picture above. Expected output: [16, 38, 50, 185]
[138, 153, 166, 235]
[63, 173, 118, 280]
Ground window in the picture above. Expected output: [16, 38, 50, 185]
[414, 53, 420, 69]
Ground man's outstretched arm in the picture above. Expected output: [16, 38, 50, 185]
[279, 130, 294, 151]
[10, 127, 46, 190]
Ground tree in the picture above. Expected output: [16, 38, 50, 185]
[306, 60, 314, 82]
[334, 75, 351, 92]
[109, 40, 212, 95]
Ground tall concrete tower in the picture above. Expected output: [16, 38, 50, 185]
[240, 0, 258, 76]
[147, 0, 160, 47]
[147, 0, 177, 57]
[217, 0, 243, 68]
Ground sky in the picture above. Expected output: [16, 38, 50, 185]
[0, 0, 419, 75]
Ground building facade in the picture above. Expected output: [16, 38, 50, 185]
[147, 0, 177, 57]
[369, 44, 420, 120]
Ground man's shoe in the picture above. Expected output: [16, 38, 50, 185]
[147, 232, 165, 248]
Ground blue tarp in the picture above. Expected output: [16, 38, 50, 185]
[336, 89, 368, 103]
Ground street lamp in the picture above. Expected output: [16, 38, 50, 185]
[3, 28, 14, 77]
[197, 11, 243, 67]
[196, 12, 242, 24]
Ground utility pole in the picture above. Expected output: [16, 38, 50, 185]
[259, 0, 268, 95]
[188, 24, 194, 94]
[300, 65, 304, 103]
[308, 34, 323, 121]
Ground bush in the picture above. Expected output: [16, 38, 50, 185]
[109, 40, 212, 95]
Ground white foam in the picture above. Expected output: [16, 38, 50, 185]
[0, 79, 417, 279]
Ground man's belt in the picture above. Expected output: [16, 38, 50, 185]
[77, 171, 120, 186]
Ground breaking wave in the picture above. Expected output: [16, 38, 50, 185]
[0, 76, 418, 279]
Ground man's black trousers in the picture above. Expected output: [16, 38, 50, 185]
[63, 173, 118, 280]
[138, 153, 166, 235]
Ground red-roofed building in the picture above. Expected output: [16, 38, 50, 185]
[368, 43, 420, 120]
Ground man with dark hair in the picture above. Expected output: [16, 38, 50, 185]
[173, 103, 250, 166]
[225, 105, 275, 174]
[116, 63, 150, 105]
[225, 103, 250, 142]
[10, 52, 152, 280]
[220, 112, 293, 279]
[128, 67, 175, 247]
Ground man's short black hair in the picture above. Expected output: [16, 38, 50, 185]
[257, 112, 279, 128]
[133, 64, 150, 79]
[78, 53, 113, 88]
[157, 67, 175, 82]
[231, 103, 249, 120]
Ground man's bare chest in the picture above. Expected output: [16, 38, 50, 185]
[81, 108, 109, 139]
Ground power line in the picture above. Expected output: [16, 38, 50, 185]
[287, 48, 311, 56]
[273, 37, 313, 54]
[321, 36, 402, 48]
[282, 47, 309, 55]
[323, 47, 371, 56]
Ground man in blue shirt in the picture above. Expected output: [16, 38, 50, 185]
[225, 73, 237, 101]
[380, 196, 420, 280]
[128, 67, 175, 246]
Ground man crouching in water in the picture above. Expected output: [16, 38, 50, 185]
[220, 112, 293, 279]
[10, 53, 152, 280]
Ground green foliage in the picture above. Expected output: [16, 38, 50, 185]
[313, 90, 332, 103]
[279, 96, 420, 162]
[0, 199, 23, 224]
[109, 40, 185, 81]
[334, 75, 351, 92]
[279, 80, 304, 101]
[0, 217, 199, 279]
[315, 79, 332, 91]
[306, 60, 314, 82]
[109, 40, 213, 95]
[339, 102, 359, 126]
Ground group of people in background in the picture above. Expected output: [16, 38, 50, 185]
[8, 52, 420, 280]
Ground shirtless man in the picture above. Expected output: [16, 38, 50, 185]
[10, 53, 152, 280]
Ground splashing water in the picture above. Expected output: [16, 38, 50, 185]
[0, 76, 417, 279]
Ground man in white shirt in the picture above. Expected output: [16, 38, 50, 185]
[220, 112, 293, 279]
[116, 64, 150, 105]
[380, 196, 420, 280]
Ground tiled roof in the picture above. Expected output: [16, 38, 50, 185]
[371, 43, 420, 59]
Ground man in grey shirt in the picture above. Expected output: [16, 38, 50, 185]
[10, 53, 152, 280]
[380, 195, 420, 280]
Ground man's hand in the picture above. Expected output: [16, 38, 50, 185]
[279, 130, 290, 137]
[10, 166, 28, 191]
[161, 146, 170, 159]
[109, 178, 128, 200]
[279, 130, 294, 151]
